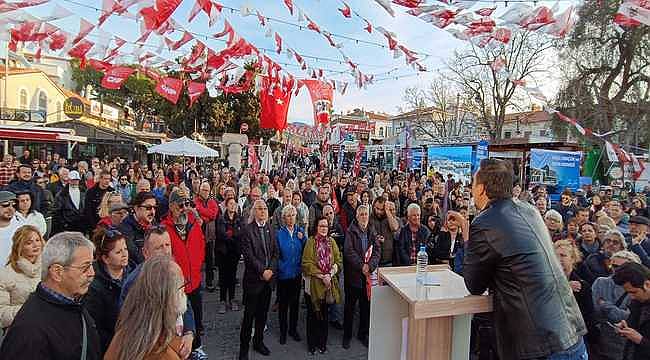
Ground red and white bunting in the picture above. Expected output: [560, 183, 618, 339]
[100, 66, 136, 89]
[155, 77, 184, 104]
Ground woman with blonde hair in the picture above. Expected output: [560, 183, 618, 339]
[104, 255, 187, 360]
[97, 191, 127, 228]
[0, 225, 43, 329]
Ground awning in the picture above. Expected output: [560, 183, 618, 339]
[0, 126, 87, 143]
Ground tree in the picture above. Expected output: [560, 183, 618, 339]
[69, 59, 274, 139]
[446, 30, 555, 141]
[555, 0, 649, 148]
[399, 76, 483, 143]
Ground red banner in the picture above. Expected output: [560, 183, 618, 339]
[248, 143, 259, 175]
[353, 143, 365, 177]
[155, 77, 183, 104]
[187, 81, 206, 107]
[260, 76, 294, 131]
[300, 79, 333, 124]
[100, 66, 135, 89]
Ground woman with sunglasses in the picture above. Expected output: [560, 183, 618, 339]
[84, 226, 130, 356]
[0, 225, 43, 329]
[97, 191, 127, 228]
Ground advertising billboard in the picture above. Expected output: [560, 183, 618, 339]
[427, 146, 473, 184]
[529, 149, 582, 197]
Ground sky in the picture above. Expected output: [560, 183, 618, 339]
[13, 0, 573, 125]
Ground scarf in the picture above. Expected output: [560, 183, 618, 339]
[315, 234, 332, 275]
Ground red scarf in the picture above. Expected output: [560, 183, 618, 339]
[315, 234, 331, 275]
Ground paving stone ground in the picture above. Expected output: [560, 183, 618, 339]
[200, 263, 368, 360]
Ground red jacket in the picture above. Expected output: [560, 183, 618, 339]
[162, 212, 205, 293]
[194, 196, 219, 223]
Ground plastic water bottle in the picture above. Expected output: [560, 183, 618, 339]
[416, 245, 428, 285]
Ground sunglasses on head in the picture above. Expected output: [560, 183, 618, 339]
[100, 227, 123, 248]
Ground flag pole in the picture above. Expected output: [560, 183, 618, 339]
[3, 32, 9, 155]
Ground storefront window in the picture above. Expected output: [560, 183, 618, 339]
[38, 91, 47, 111]
[19, 89, 28, 109]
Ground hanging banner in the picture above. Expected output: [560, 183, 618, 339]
[300, 79, 333, 124]
[187, 81, 206, 107]
[247, 143, 260, 175]
[472, 140, 489, 174]
[529, 149, 582, 200]
[259, 77, 294, 131]
[353, 143, 365, 177]
[155, 77, 183, 104]
[100, 66, 136, 90]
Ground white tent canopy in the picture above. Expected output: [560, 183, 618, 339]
[148, 136, 219, 158]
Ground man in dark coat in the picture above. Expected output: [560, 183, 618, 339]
[4, 163, 45, 213]
[118, 191, 158, 268]
[0, 232, 100, 359]
[449, 159, 587, 360]
[343, 204, 380, 349]
[239, 199, 279, 360]
[52, 176, 87, 235]
[83, 170, 113, 228]
[394, 203, 432, 266]
[612, 262, 650, 360]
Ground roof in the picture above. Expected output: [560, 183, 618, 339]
[503, 110, 550, 124]
[0, 67, 87, 104]
[0, 68, 42, 76]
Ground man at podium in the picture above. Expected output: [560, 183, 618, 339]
[448, 159, 588, 360]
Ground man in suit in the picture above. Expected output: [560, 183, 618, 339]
[239, 199, 279, 360]
[52, 171, 87, 235]
[343, 204, 380, 349]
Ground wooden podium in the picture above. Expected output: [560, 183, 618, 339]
[369, 265, 492, 360]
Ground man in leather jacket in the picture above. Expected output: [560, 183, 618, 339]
[448, 159, 587, 360]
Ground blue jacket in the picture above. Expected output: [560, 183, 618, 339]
[276, 225, 306, 280]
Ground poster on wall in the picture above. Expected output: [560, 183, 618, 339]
[529, 149, 582, 199]
[410, 148, 424, 170]
[427, 146, 473, 184]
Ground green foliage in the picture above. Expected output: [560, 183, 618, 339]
[69, 59, 272, 140]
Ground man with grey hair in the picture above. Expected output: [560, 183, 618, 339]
[0, 232, 101, 359]
[394, 203, 431, 266]
[343, 204, 380, 349]
[239, 199, 278, 359]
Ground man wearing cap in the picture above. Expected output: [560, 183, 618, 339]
[4, 163, 45, 214]
[0, 191, 22, 262]
[52, 170, 87, 235]
[162, 188, 207, 359]
[628, 216, 650, 268]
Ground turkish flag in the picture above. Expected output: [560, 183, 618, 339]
[156, 77, 183, 104]
[300, 79, 333, 124]
[101, 66, 136, 89]
[187, 81, 206, 107]
[259, 76, 293, 131]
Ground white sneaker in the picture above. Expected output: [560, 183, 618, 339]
[190, 347, 208, 360]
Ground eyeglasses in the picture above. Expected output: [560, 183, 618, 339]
[317, 224, 329, 228]
[138, 205, 157, 211]
[0, 201, 15, 208]
[63, 262, 94, 274]
[255, 207, 268, 210]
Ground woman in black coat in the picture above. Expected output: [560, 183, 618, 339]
[215, 197, 243, 313]
[83, 227, 130, 355]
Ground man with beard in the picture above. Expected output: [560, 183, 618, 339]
[334, 174, 350, 206]
[577, 229, 629, 286]
[83, 170, 114, 228]
[554, 189, 578, 226]
[52, 171, 88, 235]
[5, 163, 45, 213]
[308, 185, 330, 235]
[162, 188, 207, 359]
[369, 196, 400, 267]
[340, 189, 359, 233]
[0, 232, 101, 359]
[118, 192, 157, 267]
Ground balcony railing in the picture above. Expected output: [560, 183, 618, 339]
[0, 107, 46, 123]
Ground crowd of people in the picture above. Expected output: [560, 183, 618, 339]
[0, 149, 647, 360]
